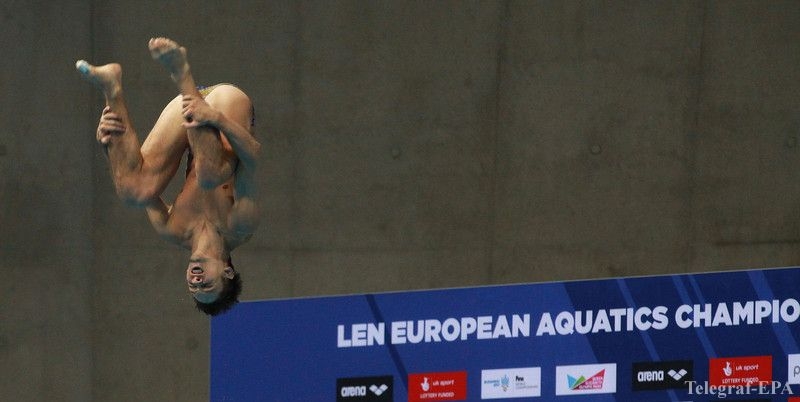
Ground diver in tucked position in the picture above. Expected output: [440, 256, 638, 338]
[76, 37, 260, 315]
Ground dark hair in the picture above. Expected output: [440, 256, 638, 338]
[194, 270, 242, 316]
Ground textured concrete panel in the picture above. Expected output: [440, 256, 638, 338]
[230, 249, 296, 300]
[292, 2, 502, 252]
[493, 2, 704, 282]
[291, 248, 490, 298]
[690, 1, 800, 270]
[91, 247, 207, 402]
[0, 2, 93, 401]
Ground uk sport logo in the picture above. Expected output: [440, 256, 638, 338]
[408, 371, 467, 402]
[709, 356, 772, 387]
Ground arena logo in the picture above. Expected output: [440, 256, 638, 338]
[481, 367, 541, 399]
[631, 360, 693, 391]
[336, 376, 393, 402]
[408, 371, 467, 402]
[555, 363, 617, 395]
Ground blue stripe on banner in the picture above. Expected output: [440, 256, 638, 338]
[617, 278, 660, 359]
[365, 293, 408, 391]
[747, 269, 799, 354]
[617, 278, 682, 402]
[672, 274, 717, 358]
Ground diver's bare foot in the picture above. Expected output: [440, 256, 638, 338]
[75, 60, 122, 99]
[148, 37, 190, 83]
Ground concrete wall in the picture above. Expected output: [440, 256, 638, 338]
[1, 1, 799, 400]
[0, 2, 94, 401]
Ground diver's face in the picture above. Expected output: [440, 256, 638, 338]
[186, 257, 234, 303]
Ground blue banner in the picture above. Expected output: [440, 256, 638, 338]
[211, 267, 800, 401]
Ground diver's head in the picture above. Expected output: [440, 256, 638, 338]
[186, 257, 241, 316]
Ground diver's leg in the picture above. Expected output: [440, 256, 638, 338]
[148, 37, 203, 98]
[77, 61, 187, 205]
[149, 37, 234, 188]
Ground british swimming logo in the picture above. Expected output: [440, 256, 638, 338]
[481, 367, 541, 399]
[555, 363, 617, 395]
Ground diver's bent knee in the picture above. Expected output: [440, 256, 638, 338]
[205, 85, 252, 110]
[206, 84, 249, 101]
[115, 181, 158, 207]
